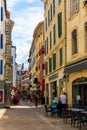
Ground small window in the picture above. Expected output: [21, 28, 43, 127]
[49, 58, 52, 73]
[72, 29, 77, 55]
[85, 22, 87, 49]
[58, 0, 61, 4]
[58, 12, 62, 38]
[0, 60, 3, 74]
[53, 53, 56, 70]
[0, 34, 3, 49]
[59, 47, 63, 66]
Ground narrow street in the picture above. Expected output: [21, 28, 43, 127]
[0, 101, 80, 130]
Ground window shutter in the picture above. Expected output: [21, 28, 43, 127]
[58, 0, 61, 4]
[0, 60, 3, 74]
[53, 53, 56, 70]
[47, 37, 48, 54]
[60, 48, 62, 66]
[1, 7, 3, 21]
[58, 12, 62, 37]
[75, 0, 79, 11]
[50, 31, 52, 49]
[0, 34, 3, 49]
[53, 24, 56, 44]
[53, 0, 55, 15]
[68, 0, 71, 19]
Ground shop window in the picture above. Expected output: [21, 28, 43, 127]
[0, 90, 4, 103]
[72, 29, 77, 55]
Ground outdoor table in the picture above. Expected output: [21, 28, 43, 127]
[64, 108, 84, 125]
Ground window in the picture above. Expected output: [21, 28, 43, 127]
[58, 0, 61, 4]
[53, 24, 56, 44]
[59, 47, 63, 66]
[48, 10, 50, 26]
[0, 34, 3, 49]
[85, 22, 87, 49]
[49, 58, 52, 73]
[50, 4, 52, 22]
[50, 31, 52, 49]
[0, 7, 3, 21]
[53, 0, 55, 15]
[0, 60, 3, 74]
[71, 0, 79, 16]
[72, 29, 77, 55]
[58, 12, 62, 38]
[45, 17, 47, 31]
[45, 37, 48, 56]
[45, 62, 48, 75]
[53, 53, 56, 70]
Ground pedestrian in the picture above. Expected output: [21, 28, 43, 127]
[34, 94, 39, 107]
[60, 91, 67, 117]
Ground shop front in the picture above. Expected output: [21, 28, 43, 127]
[72, 77, 87, 107]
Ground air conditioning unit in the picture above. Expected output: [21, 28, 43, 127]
[83, 0, 87, 5]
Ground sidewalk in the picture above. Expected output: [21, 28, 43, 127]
[0, 102, 79, 130]
[0, 108, 6, 120]
[18, 100, 86, 130]
[36, 107, 73, 130]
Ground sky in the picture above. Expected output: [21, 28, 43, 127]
[7, 0, 44, 69]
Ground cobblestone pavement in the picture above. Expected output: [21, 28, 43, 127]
[0, 101, 86, 130]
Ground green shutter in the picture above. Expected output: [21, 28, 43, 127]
[53, 53, 56, 70]
[58, 0, 61, 4]
[50, 31, 52, 49]
[47, 37, 48, 54]
[58, 12, 62, 37]
[53, 24, 56, 44]
[45, 62, 48, 75]
[53, 0, 55, 15]
[49, 58, 52, 73]
[60, 47, 62, 66]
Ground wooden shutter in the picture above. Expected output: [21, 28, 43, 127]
[60, 47, 62, 66]
[58, 12, 62, 37]
[0, 60, 3, 74]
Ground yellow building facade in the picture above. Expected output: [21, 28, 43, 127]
[42, 0, 66, 105]
[64, 1, 87, 107]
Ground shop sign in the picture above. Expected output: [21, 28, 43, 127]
[49, 73, 58, 81]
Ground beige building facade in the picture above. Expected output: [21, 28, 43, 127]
[42, 0, 66, 105]
[64, 1, 87, 107]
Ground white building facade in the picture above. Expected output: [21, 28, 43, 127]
[11, 46, 17, 87]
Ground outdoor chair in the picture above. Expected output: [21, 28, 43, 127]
[44, 105, 52, 116]
[63, 109, 72, 124]
[71, 111, 86, 129]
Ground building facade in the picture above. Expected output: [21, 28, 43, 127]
[11, 46, 17, 87]
[64, 0, 87, 107]
[42, 0, 65, 105]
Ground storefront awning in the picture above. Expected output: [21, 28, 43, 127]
[64, 58, 87, 73]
